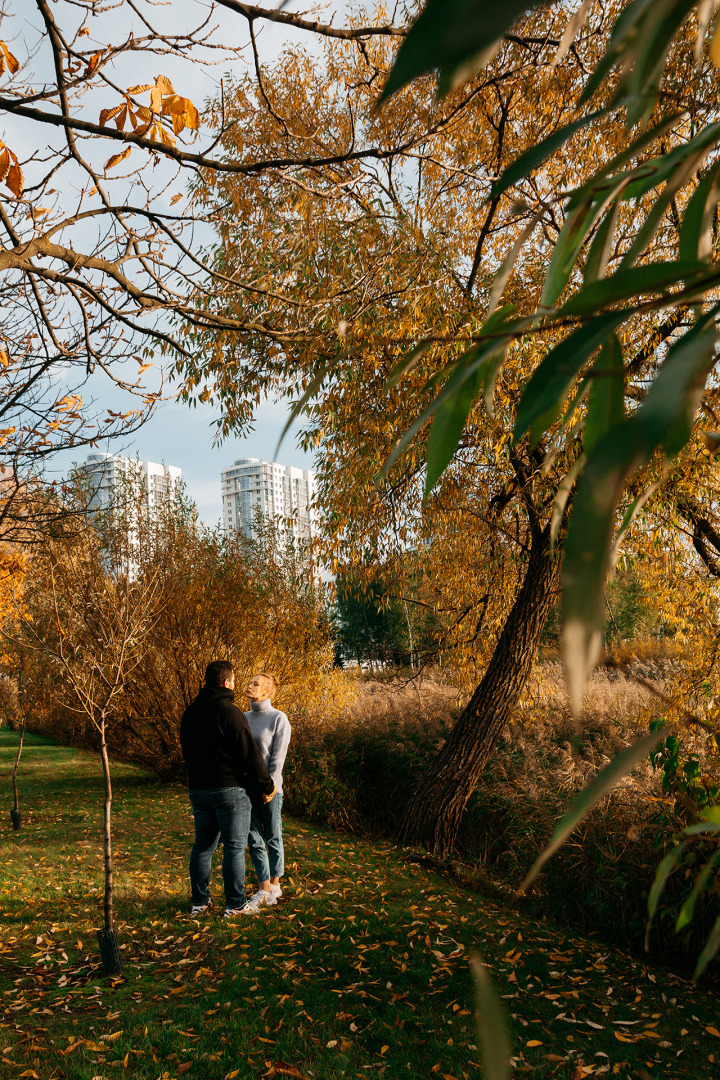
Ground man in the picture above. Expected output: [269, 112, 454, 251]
[179, 659, 276, 917]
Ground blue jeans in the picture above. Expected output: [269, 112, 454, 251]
[247, 793, 284, 882]
[188, 786, 251, 909]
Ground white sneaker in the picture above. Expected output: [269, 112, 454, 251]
[190, 902, 211, 916]
[270, 883, 282, 899]
[240, 889, 277, 913]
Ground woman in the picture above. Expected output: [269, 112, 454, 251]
[241, 671, 291, 912]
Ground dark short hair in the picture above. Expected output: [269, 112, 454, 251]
[205, 660, 234, 688]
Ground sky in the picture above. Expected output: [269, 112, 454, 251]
[25, 0, 353, 524]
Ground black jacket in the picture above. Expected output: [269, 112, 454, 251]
[179, 685, 274, 798]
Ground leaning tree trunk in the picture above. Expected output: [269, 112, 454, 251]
[398, 524, 561, 855]
[97, 715, 123, 975]
[10, 714, 26, 831]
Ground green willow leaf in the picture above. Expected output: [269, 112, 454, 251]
[583, 198, 624, 284]
[542, 170, 648, 308]
[471, 956, 512, 1080]
[584, 334, 624, 454]
[490, 107, 610, 200]
[513, 312, 626, 444]
[645, 842, 688, 950]
[619, 148, 714, 269]
[517, 727, 669, 895]
[580, 0, 654, 105]
[382, 306, 520, 480]
[617, 121, 720, 203]
[424, 356, 487, 496]
[624, 0, 697, 127]
[679, 158, 720, 264]
[379, 0, 544, 103]
[676, 849, 720, 932]
[559, 261, 709, 318]
[694, 913, 720, 980]
[561, 315, 718, 712]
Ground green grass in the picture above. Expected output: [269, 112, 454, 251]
[0, 727, 718, 1080]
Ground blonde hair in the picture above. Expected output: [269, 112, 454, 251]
[256, 671, 279, 700]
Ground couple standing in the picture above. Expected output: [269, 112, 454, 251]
[179, 659, 291, 917]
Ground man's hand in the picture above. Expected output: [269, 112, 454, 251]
[263, 786, 276, 804]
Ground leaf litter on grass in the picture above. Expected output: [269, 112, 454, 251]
[0, 729, 718, 1079]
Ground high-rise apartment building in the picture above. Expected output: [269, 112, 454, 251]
[80, 452, 181, 514]
[221, 458, 315, 546]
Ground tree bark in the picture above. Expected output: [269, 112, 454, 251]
[99, 717, 115, 933]
[397, 524, 561, 855]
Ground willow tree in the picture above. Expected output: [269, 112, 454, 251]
[188, 1, 720, 852]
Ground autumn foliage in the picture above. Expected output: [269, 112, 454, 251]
[9, 484, 345, 776]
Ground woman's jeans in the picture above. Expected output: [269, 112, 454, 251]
[247, 792, 284, 882]
[188, 786, 251, 909]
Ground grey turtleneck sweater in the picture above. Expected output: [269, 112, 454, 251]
[245, 698, 291, 793]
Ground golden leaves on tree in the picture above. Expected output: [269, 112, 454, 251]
[104, 146, 132, 172]
[0, 140, 23, 198]
[98, 75, 200, 158]
[0, 41, 19, 76]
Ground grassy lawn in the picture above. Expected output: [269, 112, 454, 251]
[0, 728, 718, 1080]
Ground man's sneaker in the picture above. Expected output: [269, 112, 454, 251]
[223, 907, 244, 919]
[270, 883, 282, 900]
[190, 902, 211, 916]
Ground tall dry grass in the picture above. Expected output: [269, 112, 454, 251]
[285, 655, 718, 969]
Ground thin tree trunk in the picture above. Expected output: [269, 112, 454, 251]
[10, 716, 26, 829]
[99, 716, 114, 932]
[397, 525, 561, 855]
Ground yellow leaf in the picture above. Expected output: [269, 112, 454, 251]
[526, 1040, 543, 1047]
[86, 50, 103, 74]
[104, 146, 132, 171]
[137, 363, 153, 375]
[99, 104, 125, 126]
[158, 124, 176, 148]
[0, 42, 20, 74]
[156, 74, 175, 94]
[128, 83, 154, 94]
[170, 193, 183, 205]
[225, 1071, 240, 1079]
[6, 162, 24, 198]
[380, 1045, 389, 1055]
[707, 1027, 720, 1037]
